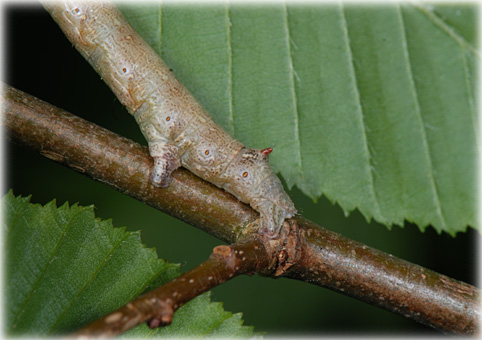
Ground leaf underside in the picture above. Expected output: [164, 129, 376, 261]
[118, 3, 478, 235]
[4, 191, 255, 337]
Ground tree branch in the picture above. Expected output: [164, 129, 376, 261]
[73, 235, 271, 337]
[3, 83, 480, 335]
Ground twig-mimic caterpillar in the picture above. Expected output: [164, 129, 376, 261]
[43, 1, 297, 237]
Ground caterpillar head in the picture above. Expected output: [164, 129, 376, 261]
[223, 147, 297, 238]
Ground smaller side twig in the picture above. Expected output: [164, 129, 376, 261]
[72, 235, 273, 338]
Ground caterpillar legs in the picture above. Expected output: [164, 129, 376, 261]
[250, 175, 297, 238]
[149, 141, 181, 188]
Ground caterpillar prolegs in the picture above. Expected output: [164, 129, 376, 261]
[43, 1, 297, 238]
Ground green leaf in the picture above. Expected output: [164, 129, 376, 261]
[4, 191, 256, 337]
[119, 3, 478, 235]
[122, 293, 260, 339]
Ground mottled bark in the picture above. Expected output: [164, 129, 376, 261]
[3, 84, 480, 336]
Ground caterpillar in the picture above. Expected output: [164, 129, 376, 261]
[42, 1, 296, 238]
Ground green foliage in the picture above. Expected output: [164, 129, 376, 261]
[118, 3, 478, 235]
[123, 294, 260, 338]
[3, 191, 255, 337]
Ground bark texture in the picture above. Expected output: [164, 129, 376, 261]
[3, 83, 480, 336]
[73, 236, 271, 337]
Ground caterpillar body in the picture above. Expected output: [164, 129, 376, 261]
[43, 1, 296, 237]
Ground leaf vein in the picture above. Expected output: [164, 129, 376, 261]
[340, 5, 384, 222]
[10, 207, 78, 331]
[461, 48, 480, 155]
[225, 4, 235, 136]
[158, 4, 163, 54]
[283, 4, 302, 173]
[398, 5, 448, 230]
[49, 231, 132, 332]
[412, 3, 479, 57]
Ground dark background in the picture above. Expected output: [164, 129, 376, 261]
[3, 4, 479, 336]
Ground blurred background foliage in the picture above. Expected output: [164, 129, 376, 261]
[3, 4, 478, 336]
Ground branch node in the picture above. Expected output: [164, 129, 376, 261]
[213, 245, 232, 257]
[257, 219, 302, 277]
[148, 299, 174, 328]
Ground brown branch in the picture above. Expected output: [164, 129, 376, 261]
[73, 234, 273, 337]
[2, 83, 480, 336]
